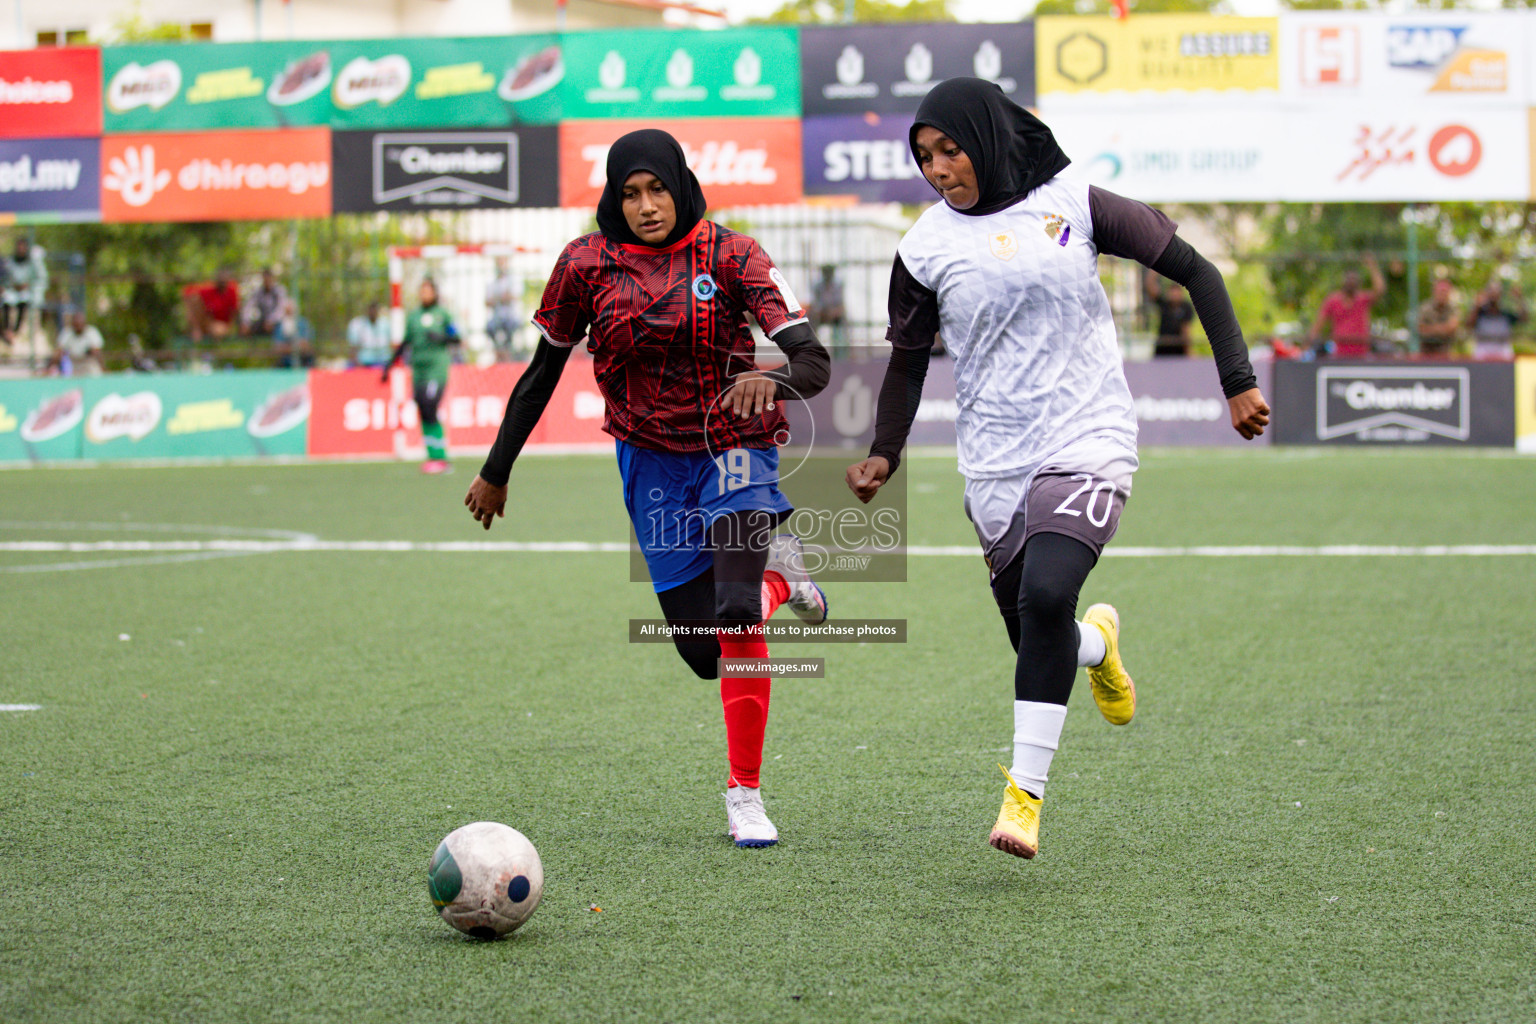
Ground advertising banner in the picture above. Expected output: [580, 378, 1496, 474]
[561, 27, 798, 120]
[77, 370, 310, 460]
[559, 119, 802, 208]
[332, 126, 559, 211]
[1270, 360, 1515, 447]
[1041, 108, 1286, 203]
[101, 36, 562, 134]
[1280, 12, 1528, 107]
[799, 22, 1035, 116]
[0, 137, 100, 220]
[1516, 357, 1535, 454]
[1124, 358, 1273, 446]
[802, 114, 929, 202]
[0, 47, 102, 138]
[1037, 15, 1279, 99]
[0, 379, 88, 463]
[306, 361, 607, 458]
[100, 129, 332, 223]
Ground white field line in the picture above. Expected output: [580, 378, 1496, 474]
[1, 704, 43, 712]
[3, 540, 1536, 558]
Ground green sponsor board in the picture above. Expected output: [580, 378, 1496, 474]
[562, 27, 799, 120]
[0, 379, 89, 463]
[102, 35, 562, 133]
[77, 371, 310, 461]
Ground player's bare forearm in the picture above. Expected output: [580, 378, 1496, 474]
[1229, 388, 1271, 440]
[464, 475, 508, 531]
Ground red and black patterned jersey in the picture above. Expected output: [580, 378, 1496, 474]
[533, 220, 808, 453]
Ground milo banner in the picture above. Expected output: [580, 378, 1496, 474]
[1037, 15, 1280, 100]
[78, 370, 310, 460]
[561, 27, 798, 120]
[800, 22, 1035, 116]
[0, 379, 89, 463]
[332, 126, 559, 211]
[1270, 360, 1515, 447]
[102, 35, 562, 133]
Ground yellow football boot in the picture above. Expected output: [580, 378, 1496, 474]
[988, 765, 1042, 860]
[1084, 603, 1135, 725]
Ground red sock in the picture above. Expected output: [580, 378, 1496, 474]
[762, 571, 790, 620]
[718, 625, 771, 789]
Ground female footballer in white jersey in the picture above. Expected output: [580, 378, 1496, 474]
[846, 78, 1271, 860]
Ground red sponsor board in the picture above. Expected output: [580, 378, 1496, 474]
[559, 119, 802, 208]
[0, 48, 101, 138]
[101, 128, 332, 223]
[306, 362, 608, 458]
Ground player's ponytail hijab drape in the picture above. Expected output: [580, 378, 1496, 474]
[595, 129, 709, 248]
[910, 77, 1071, 216]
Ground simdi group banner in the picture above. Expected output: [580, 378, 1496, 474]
[1036, 15, 1280, 99]
[560, 119, 802, 208]
[799, 22, 1035, 116]
[0, 47, 102, 138]
[101, 34, 562, 134]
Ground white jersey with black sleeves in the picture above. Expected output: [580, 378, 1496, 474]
[895, 174, 1139, 481]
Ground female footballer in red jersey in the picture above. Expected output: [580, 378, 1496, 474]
[464, 130, 831, 847]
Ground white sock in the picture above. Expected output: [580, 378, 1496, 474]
[1011, 700, 1068, 798]
[1076, 620, 1106, 668]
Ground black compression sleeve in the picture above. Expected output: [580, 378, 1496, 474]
[867, 344, 931, 477]
[1149, 235, 1258, 399]
[478, 339, 574, 486]
[759, 321, 831, 399]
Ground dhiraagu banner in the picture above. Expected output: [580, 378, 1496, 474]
[102, 35, 563, 132]
[562, 27, 799, 120]
[78, 371, 310, 460]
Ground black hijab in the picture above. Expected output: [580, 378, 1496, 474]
[595, 129, 708, 248]
[910, 77, 1071, 217]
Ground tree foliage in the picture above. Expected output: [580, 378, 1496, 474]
[754, 0, 956, 25]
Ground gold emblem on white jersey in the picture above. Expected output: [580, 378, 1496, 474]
[988, 231, 1019, 261]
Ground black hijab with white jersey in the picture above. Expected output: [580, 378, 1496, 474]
[910, 77, 1071, 217]
[595, 129, 708, 248]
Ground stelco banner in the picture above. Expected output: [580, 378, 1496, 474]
[1270, 361, 1515, 446]
[1280, 12, 1529, 106]
[102, 35, 562, 134]
[100, 129, 332, 223]
[561, 27, 798, 120]
[799, 22, 1035, 116]
[0, 47, 102, 138]
[802, 114, 929, 202]
[559, 119, 802, 208]
[332, 126, 559, 211]
[0, 138, 100, 220]
[1037, 15, 1280, 98]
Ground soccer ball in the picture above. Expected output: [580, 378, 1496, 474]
[428, 821, 543, 939]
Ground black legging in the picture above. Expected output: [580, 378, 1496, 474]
[654, 510, 783, 680]
[413, 379, 442, 429]
[990, 531, 1099, 706]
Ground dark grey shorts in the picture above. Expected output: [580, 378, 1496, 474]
[966, 467, 1131, 581]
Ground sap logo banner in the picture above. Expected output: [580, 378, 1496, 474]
[1272, 362, 1514, 447]
[332, 128, 558, 211]
[1387, 24, 1506, 93]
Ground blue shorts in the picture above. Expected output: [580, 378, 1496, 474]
[617, 439, 793, 593]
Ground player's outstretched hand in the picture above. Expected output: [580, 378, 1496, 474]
[845, 456, 891, 504]
[464, 475, 508, 531]
[1229, 387, 1271, 440]
[723, 372, 777, 420]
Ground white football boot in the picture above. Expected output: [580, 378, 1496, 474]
[724, 785, 779, 848]
[765, 533, 829, 625]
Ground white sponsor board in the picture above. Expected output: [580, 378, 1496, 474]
[1280, 11, 1528, 106]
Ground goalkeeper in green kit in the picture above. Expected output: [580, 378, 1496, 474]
[383, 278, 459, 474]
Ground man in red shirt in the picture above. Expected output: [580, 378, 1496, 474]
[1308, 254, 1385, 358]
[181, 267, 239, 343]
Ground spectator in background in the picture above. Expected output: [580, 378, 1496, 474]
[1416, 278, 1461, 357]
[348, 301, 393, 368]
[243, 268, 288, 338]
[1308, 254, 1384, 358]
[182, 267, 239, 344]
[1465, 275, 1527, 361]
[49, 308, 104, 376]
[485, 258, 521, 362]
[2, 237, 49, 349]
[273, 299, 314, 369]
[1144, 270, 1196, 357]
[809, 264, 846, 356]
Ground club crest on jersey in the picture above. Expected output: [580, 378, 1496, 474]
[691, 273, 718, 301]
[1044, 215, 1071, 246]
[988, 231, 1019, 261]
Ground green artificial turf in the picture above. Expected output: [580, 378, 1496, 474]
[1, 450, 1533, 1023]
